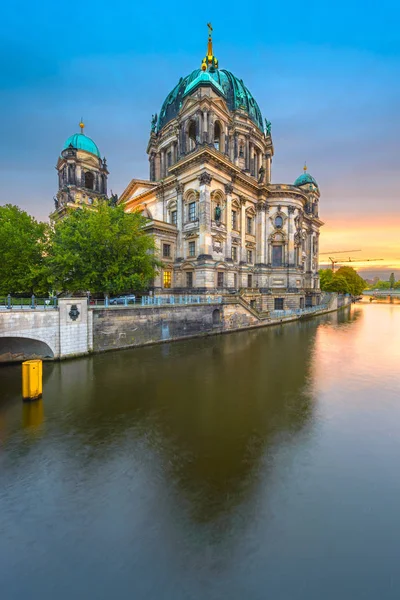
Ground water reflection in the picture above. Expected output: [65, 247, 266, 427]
[22, 399, 44, 431]
[4, 306, 400, 599]
[2, 314, 323, 525]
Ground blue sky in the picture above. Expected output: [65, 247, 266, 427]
[1, 0, 399, 275]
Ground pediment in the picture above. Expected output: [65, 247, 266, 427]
[120, 178, 157, 203]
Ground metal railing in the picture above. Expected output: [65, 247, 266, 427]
[141, 295, 222, 306]
[0, 295, 58, 310]
[270, 304, 328, 319]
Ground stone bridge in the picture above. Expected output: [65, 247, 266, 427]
[0, 298, 91, 363]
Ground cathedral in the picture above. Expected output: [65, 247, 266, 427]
[51, 26, 323, 309]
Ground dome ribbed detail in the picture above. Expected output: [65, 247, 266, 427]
[157, 68, 264, 132]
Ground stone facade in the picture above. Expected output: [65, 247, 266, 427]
[118, 31, 323, 308]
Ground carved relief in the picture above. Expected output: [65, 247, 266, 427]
[198, 172, 212, 185]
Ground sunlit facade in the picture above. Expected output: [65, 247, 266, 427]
[118, 27, 323, 307]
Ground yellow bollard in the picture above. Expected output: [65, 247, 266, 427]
[22, 360, 43, 401]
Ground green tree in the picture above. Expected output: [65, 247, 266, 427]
[0, 204, 50, 295]
[47, 204, 161, 295]
[389, 272, 396, 288]
[319, 266, 366, 295]
[335, 266, 366, 296]
[319, 269, 350, 293]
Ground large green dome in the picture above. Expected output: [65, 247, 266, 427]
[63, 132, 101, 157]
[158, 68, 264, 132]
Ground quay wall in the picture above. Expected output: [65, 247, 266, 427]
[0, 295, 352, 362]
[92, 303, 225, 352]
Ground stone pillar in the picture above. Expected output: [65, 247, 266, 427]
[221, 127, 226, 154]
[196, 111, 202, 145]
[155, 153, 161, 181]
[161, 151, 166, 179]
[240, 196, 247, 261]
[203, 110, 208, 144]
[234, 133, 238, 161]
[208, 116, 214, 145]
[176, 183, 184, 259]
[224, 183, 233, 260]
[256, 202, 266, 264]
[288, 206, 296, 266]
[198, 172, 213, 257]
[58, 298, 91, 358]
[245, 137, 250, 171]
[266, 154, 271, 183]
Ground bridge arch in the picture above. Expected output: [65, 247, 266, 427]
[0, 336, 55, 363]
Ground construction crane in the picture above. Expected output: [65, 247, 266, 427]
[334, 258, 384, 269]
[319, 250, 362, 272]
[320, 254, 384, 272]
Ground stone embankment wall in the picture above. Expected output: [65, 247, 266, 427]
[93, 304, 228, 352]
[0, 294, 351, 362]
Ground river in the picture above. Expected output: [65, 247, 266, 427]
[1, 303, 400, 599]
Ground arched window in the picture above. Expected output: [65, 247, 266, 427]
[188, 121, 197, 151]
[275, 215, 283, 228]
[84, 171, 94, 190]
[214, 122, 221, 151]
[68, 165, 74, 183]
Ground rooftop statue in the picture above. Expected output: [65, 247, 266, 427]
[264, 119, 272, 137]
[151, 114, 158, 133]
[258, 165, 266, 184]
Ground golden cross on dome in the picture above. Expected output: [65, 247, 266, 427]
[79, 118, 85, 133]
[303, 162, 307, 173]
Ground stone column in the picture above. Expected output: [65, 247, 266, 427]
[198, 172, 213, 257]
[208, 116, 214, 145]
[221, 127, 226, 154]
[176, 183, 184, 259]
[266, 154, 271, 183]
[224, 183, 233, 260]
[195, 111, 201, 146]
[203, 110, 208, 144]
[245, 136, 250, 171]
[161, 150, 166, 179]
[155, 152, 161, 181]
[239, 196, 247, 261]
[288, 206, 296, 266]
[256, 202, 266, 264]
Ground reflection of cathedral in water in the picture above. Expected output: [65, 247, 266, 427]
[46, 312, 326, 524]
[51, 25, 323, 310]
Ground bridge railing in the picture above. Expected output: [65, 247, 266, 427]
[0, 295, 58, 310]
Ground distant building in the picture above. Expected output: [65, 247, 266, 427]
[52, 27, 323, 308]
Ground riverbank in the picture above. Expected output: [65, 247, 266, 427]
[0, 293, 351, 363]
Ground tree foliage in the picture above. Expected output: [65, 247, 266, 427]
[389, 272, 396, 289]
[319, 266, 366, 295]
[0, 204, 50, 295]
[47, 204, 161, 295]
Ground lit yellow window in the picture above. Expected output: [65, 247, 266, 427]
[163, 271, 172, 288]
